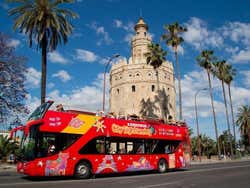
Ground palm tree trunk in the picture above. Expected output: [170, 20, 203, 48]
[221, 80, 234, 157]
[175, 51, 182, 120]
[228, 83, 237, 152]
[41, 36, 47, 104]
[207, 70, 221, 158]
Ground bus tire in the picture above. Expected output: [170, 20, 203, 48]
[158, 159, 167, 173]
[74, 161, 91, 179]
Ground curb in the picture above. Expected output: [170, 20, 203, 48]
[190, 158, 250, 165]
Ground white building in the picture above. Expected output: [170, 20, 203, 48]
[109, 17, 176, 121]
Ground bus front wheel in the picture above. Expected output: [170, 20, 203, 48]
[158, 159, 167, 173]
[74, 162, 91, 179]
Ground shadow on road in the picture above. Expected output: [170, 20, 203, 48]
[21, 169, 188, 182]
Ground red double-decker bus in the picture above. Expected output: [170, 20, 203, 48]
[16, 101, 190, 178]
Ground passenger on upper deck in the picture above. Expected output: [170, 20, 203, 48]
[107, 112, 116, 118]
[56, 104, 65, 112]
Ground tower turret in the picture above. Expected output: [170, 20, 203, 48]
[131, 17, 152, 64]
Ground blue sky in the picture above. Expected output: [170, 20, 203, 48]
[1, 0, 250, 139]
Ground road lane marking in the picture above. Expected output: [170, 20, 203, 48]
[1, 164, 250, 187]
[137, 181, 179, 188]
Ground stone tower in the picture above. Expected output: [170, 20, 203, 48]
[109, 17, 176, 120]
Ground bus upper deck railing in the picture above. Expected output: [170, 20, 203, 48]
[59, 108, 187, 127]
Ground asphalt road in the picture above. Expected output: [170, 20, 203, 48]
[0, 160, 250, 188]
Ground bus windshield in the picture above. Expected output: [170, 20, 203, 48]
[20, 124, 81, 161]
[20, 125, 39, 161]
[28, 101, 53, 121]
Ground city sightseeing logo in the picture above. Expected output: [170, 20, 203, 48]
[111, 123, 154, 136]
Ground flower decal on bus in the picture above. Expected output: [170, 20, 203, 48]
[45, 152, 69, 176]
[96, 155, 118, 174]
[126, 157, 154, 171]
[69, 117, 85, 129]
[93, 120, 106, 133]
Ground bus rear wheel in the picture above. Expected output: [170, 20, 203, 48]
[74, 162, 91, 179]
[158, 159, 167, 173]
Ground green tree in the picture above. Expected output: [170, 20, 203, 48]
[236, 105, 250, 147]
[144, 43, 167, 120]
[196, 50, 221, 158]
[224, 64, 237, 151]
[162, 22, 187, 120]
[191, 136, 198, 155]
[0, 135, 19, 161]
[213, 60, 234, 157]
[9, 0, 78, 104]
[0, 33, 28, 130]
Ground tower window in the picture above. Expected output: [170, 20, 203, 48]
[117, 89, 120, 94]
[144, 32, 146, 36]
[151, 85, 155, 92]
[137, 32, 139, 35]
[132, 85, 136, 92]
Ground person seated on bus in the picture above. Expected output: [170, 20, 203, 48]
[128, 114, 139, 120]
[96, 110, 105, 117]
[108, 147, 116, 154]
[48, 140, 56, 155]
[108, 112, 115, 118]
[56, 104, 64, 112]
[119, 115, 126, 119]
[168, 115, 174, 124]
[118, 148, 126, 154]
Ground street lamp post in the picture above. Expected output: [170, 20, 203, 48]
[102, 54, 120, 113]
[194, 88, 208, 162]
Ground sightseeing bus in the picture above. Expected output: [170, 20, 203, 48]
[16, 101, 190, 178]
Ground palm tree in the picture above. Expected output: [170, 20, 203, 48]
[236, 105, 250, 146]
[144, 43, 167, 120]
[196, 50, 221, 158]
[213, 60, 234, 157]
[224, 64, 237, 151]
[162, 22, 187, 120]
[9, 0, 78, 104]
[219, 130, 235, 157]
[200, 134, 216, 158]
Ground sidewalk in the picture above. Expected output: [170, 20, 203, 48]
[0, 163, 16, 172]
[190, 156, 250, 165]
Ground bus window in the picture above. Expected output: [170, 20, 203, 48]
[164, 145, 171, 154]
[127, 142, 133, 154]
[36, 133, 80, 158]
[145, 140, 154, 154]
[109, 142, 117, 154]
[118, 143, 126, 154]
[79, 137, 105, 154]
[96, 139, 105, 154]
[134, 140, 145, 154]
[152, 140, 180, 154]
